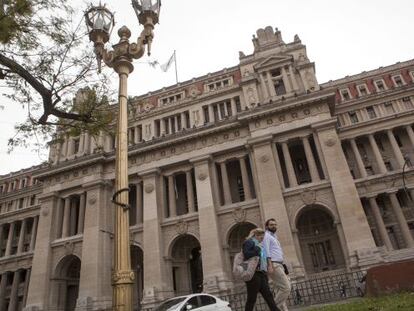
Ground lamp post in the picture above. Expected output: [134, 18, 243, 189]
[85, 1, 161, 310]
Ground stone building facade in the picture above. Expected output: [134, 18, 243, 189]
[1, 26, 414, 310]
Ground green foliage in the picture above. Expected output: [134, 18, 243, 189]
[310, 293, 414, 311]
[0, 0, 115, 151]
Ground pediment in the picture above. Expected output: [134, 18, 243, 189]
[254, 55, 292, 70]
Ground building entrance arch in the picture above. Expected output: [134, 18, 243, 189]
[50, 255, 81, 311]
[296, 206, 345, 274]
[170, 234, 202, 296]
[131, 245, 143, 310]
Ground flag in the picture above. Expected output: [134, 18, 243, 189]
[160, 52, 175, 72]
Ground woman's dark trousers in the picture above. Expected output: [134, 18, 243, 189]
[245, 271, 280, 311]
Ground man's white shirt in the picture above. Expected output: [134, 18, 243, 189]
[263, 230, 284, 262]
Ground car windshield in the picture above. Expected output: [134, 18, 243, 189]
[155, 297, 187, 311]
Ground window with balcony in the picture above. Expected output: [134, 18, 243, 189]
[349, 111, 359, 123]
[384, 102, 395, 114]
[366, 106, 377, 119]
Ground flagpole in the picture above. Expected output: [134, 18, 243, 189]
[174, 50, 178, 84]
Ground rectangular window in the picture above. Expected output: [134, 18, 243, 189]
[358, 84, 368, 96]
[349, 111, 359, 123]
[384, 102, 395, 114]
[403, 97, 413, 109]
[392, 75, 404, 87]
[375, 80, 386, 91]
[18, 198, 24, 209]
[366, 106, 377, 119]
[202, 106, 209, 124]
[274, 80, 286, 96]
[341, 89, 351, 100]
[271, 69, 281, 77]
[235, 98, 242, 112]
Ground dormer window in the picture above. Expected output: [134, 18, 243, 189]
[374, 79, 386, 92]
[391, 75, 405, 87]
[357, 84, 369, 96]
[159, 91, 185, 106]
[340, 89, 351, 101]
[205, 77, 233, 92]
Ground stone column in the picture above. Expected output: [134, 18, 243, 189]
[266, 72, 277, 97]
[368, 196, 393, 250]
[217, 104, 223, 121]
[281, 141, 298, 187]
[141, 169, 171, 303]
[291, 229, 304, 267]
[168, 175, 177, 217]
[134, 126, 140, 143]
[136, 181, 143, 224]
[24, 193, 59, 310]
[185, 170, 195, 213]
[315, 120, 376, 264]
[5, 222, 15, 257]
[368, 134, 387, 174]
[312, 133, 328, 179]
[230, 98, 237, 116]
[405, 125, 414, 148]
[62, 197, 71, 238]
[250, 137, 301, 272]
[288, 65, 299, 91]
[23, 269, 31, 307]
[238, 156, 252, 200]
[191, 156, 231, 292]
[61, 136, 68, 158]
[54, 198, 64, 239]
[386, 129, 405, 168]
[174, 115, 179, 131]
[302, 136, 320, 182]
[281, 67, 292, 93]
[0, 272, 8, 310]
[77, 192, 86, 234]
[169, 117, 174, 134]
[350, 138, 367, 178]
[208, 105, 215, 123]
[17, 219, 27, 254]
[181, 112, 187, 129]
[219, 161, 232, 205]
[271, 144, 286, 188]
[160, 118, 166, 135]
[77, 181, 112, 309]
[29, 217, 38, 251]
[84, 132, 91, 154]
[388, 191, 414, 248]
[78, 133, 85, 155]
[67, 137, 75, 156]
[259, 74, 270, 100]
[0, 225, 3, 257]
[8, 270, 21, 311]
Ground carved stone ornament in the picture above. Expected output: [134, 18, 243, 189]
[41, 206, 49, 217]
[189, 86, 200, 98]
[324, 136, 337, 147]
[144, 183, 154, 193]
[176, 220, 188, 235]
[232, 207, 247, 223]
[64, 241, 75, 255]
[112, 270, 135, 283]
[197, 172, 207, 181]
[88, 194, 97, 206]
[260, 155, 269, 163]
[301, 190, 316, 205]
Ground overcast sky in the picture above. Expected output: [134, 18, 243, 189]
[1, 0, 413, 175]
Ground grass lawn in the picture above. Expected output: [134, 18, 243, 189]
[309, 292, 414, 311]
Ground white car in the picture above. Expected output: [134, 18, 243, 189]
[154, 293, 232, 311]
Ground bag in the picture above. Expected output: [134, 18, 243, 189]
[282, 263, 289, 275]
[232, 251, 259, 282]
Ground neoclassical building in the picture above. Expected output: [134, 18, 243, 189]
[1, 26, 414, 310]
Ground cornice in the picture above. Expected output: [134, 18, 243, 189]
[321, 59, 414, 88]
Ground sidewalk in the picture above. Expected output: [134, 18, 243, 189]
[289, 298, 363, 310]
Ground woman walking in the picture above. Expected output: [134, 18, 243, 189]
[243, 228, 280, 311]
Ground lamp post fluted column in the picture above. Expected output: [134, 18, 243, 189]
[85, 2, 161, 309]
[112, 39, 134, 310]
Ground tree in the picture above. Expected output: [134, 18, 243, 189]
[0, 0, 115, 150]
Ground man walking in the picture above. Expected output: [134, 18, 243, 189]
[263, 218, 291, 311]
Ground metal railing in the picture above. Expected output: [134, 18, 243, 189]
[219, 270, 366, 310]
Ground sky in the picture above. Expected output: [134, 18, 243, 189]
[1, 0, 414, 175]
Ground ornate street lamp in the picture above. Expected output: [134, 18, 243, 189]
[85, 1, 161, 310]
